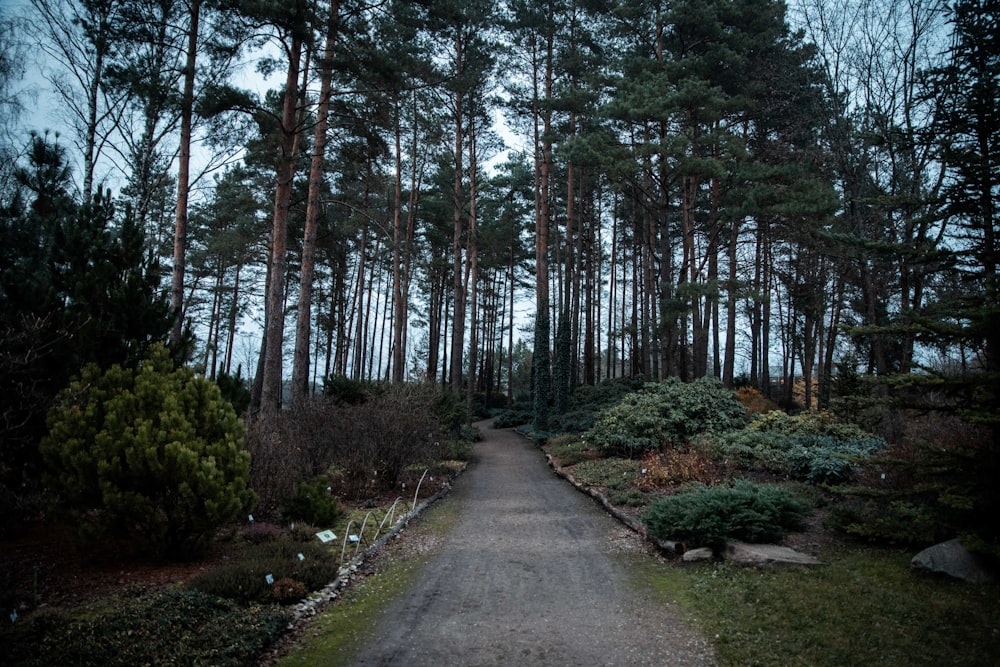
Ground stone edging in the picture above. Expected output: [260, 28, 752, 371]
[288, 463, 468, 627]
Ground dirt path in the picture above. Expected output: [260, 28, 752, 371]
[349, 422, 714, 666]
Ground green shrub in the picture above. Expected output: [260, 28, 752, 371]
[786, 435, 887, 484]
[187, 541, 339, 604]
[585, 378, 747, 457]
[40, 344, 255, 558]
[711, 424, 887, 484]
[746, 409, 871, 440]
[215, 368, 251, 415]
[642, 481, 810, 548]
[1, 587, 289, 666]
[493, 408, 533, 429]
[281, 474, 340, 527]
[826, 496, 948, 546]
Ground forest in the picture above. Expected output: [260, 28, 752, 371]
[0, 0, 997, 522]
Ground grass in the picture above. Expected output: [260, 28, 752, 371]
[630, 543, 999, 666]
[276, 497, 460, 666]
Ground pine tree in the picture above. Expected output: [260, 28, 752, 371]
[1, 134, 174, 513]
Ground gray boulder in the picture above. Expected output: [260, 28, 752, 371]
[682, 547, 715, 563]
[911, 538, 996, 584]
[724, 542, 822, 567]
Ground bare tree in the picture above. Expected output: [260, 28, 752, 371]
[29, 0, 129, 203]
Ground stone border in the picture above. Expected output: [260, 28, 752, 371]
[288, 464, 467, 626]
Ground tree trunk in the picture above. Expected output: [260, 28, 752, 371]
[170, 0, 200, 347]
[291, 2, 340, 403]
[449, 32, 466, 393]
[258, 32, 304, 415]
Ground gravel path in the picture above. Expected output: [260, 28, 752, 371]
[349, 422, 715, 667]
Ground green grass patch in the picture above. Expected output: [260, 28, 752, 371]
[681, 544, 1000, 666]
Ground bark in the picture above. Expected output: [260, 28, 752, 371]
[291, 1, 340, 402]
[258, 32, 304, 415]
[170, 0, 200, 346]
[449, 32, 466, 393]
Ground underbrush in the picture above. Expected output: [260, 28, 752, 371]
[247, 384, 470, 518]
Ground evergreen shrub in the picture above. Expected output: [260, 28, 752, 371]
[642, 481, 810, 548]
[40, 344, 255, 558]
[585, 378, 747, 457]
[493, 408, 533, 429]
[711, 410, 887, 484]
[281, 474, 340, 527]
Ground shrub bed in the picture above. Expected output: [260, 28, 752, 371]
[187, 541, 339, 605]
[709, 411, 887, 484]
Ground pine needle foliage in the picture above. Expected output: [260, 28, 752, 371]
[41, 344, 255, 558]
[642, 481, 809, 549]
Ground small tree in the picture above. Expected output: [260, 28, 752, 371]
[41, 344, 255, 558]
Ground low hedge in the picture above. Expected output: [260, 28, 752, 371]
[642, 481, 810, 549]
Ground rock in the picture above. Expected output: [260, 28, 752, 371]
[724, 542, 822, 567]
[682, 547, 715, 563]
[911, 538, 996, 584]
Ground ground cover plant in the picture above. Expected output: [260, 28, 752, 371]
[1, 586, 290, 667]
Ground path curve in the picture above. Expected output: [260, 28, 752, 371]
[351, 421, 714, 666]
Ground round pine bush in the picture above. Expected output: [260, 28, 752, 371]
[41, 344, 256, 558]
[585, 378, 747, 457]
[641, 481, 809, 549]
[281, 474, 340, 527]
